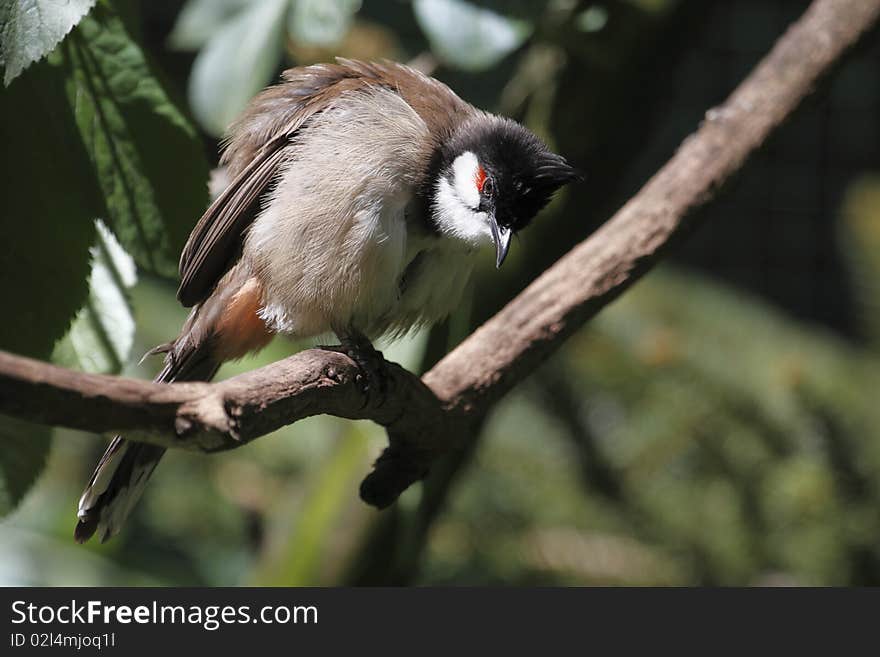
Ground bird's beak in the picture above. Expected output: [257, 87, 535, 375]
[489, 213, 512, 268]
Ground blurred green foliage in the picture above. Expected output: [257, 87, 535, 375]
[1, 0, 879, 586]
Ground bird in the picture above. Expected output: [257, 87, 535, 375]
[74, 58, 579, 543]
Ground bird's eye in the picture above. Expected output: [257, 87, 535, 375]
[482, 177, 494, 196]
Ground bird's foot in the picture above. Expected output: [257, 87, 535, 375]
[319, 334, 388, 405]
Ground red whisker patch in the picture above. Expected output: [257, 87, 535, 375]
[474, 165, 487, 192]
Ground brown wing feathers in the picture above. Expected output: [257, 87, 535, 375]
[176, 59, 472, 309]
[177, 62, 369, 307]
[177, 145, 287, 307]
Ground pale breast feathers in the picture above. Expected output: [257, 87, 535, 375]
[245, 86, 435, 338]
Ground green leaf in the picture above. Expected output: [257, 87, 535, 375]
[0, 416, 51, 518]
[188, 0, 288, 137]
[457, 0, 550, 22]
[0, 58, 100, 360]
[53, 220, 138, 374]
[63, 4, 210, 278]
[288, 0, 360, 47]
[413, 0, 532, 72]
[167, 0, 252, 51]
[0, 0, 96, 86]
[0, 56, 102, 518]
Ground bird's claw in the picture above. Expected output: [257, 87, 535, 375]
[319, 338, 388, 404]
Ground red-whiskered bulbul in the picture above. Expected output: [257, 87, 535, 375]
[75, 59, 579, 543]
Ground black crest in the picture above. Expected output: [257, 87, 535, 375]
[441, 116, 581, 231]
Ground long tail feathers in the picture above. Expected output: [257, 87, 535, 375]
[74, 439, 166, 544]
[74, 326, 220, 544]
[74, 266, 271, 543]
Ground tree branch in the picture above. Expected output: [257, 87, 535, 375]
[2, 0, 878, 507]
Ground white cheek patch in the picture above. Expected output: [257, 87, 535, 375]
[451, 151, 481, 209]
[434, 177, 492, 246]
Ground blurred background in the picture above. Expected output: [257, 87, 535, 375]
[2, 0, 880, 586]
